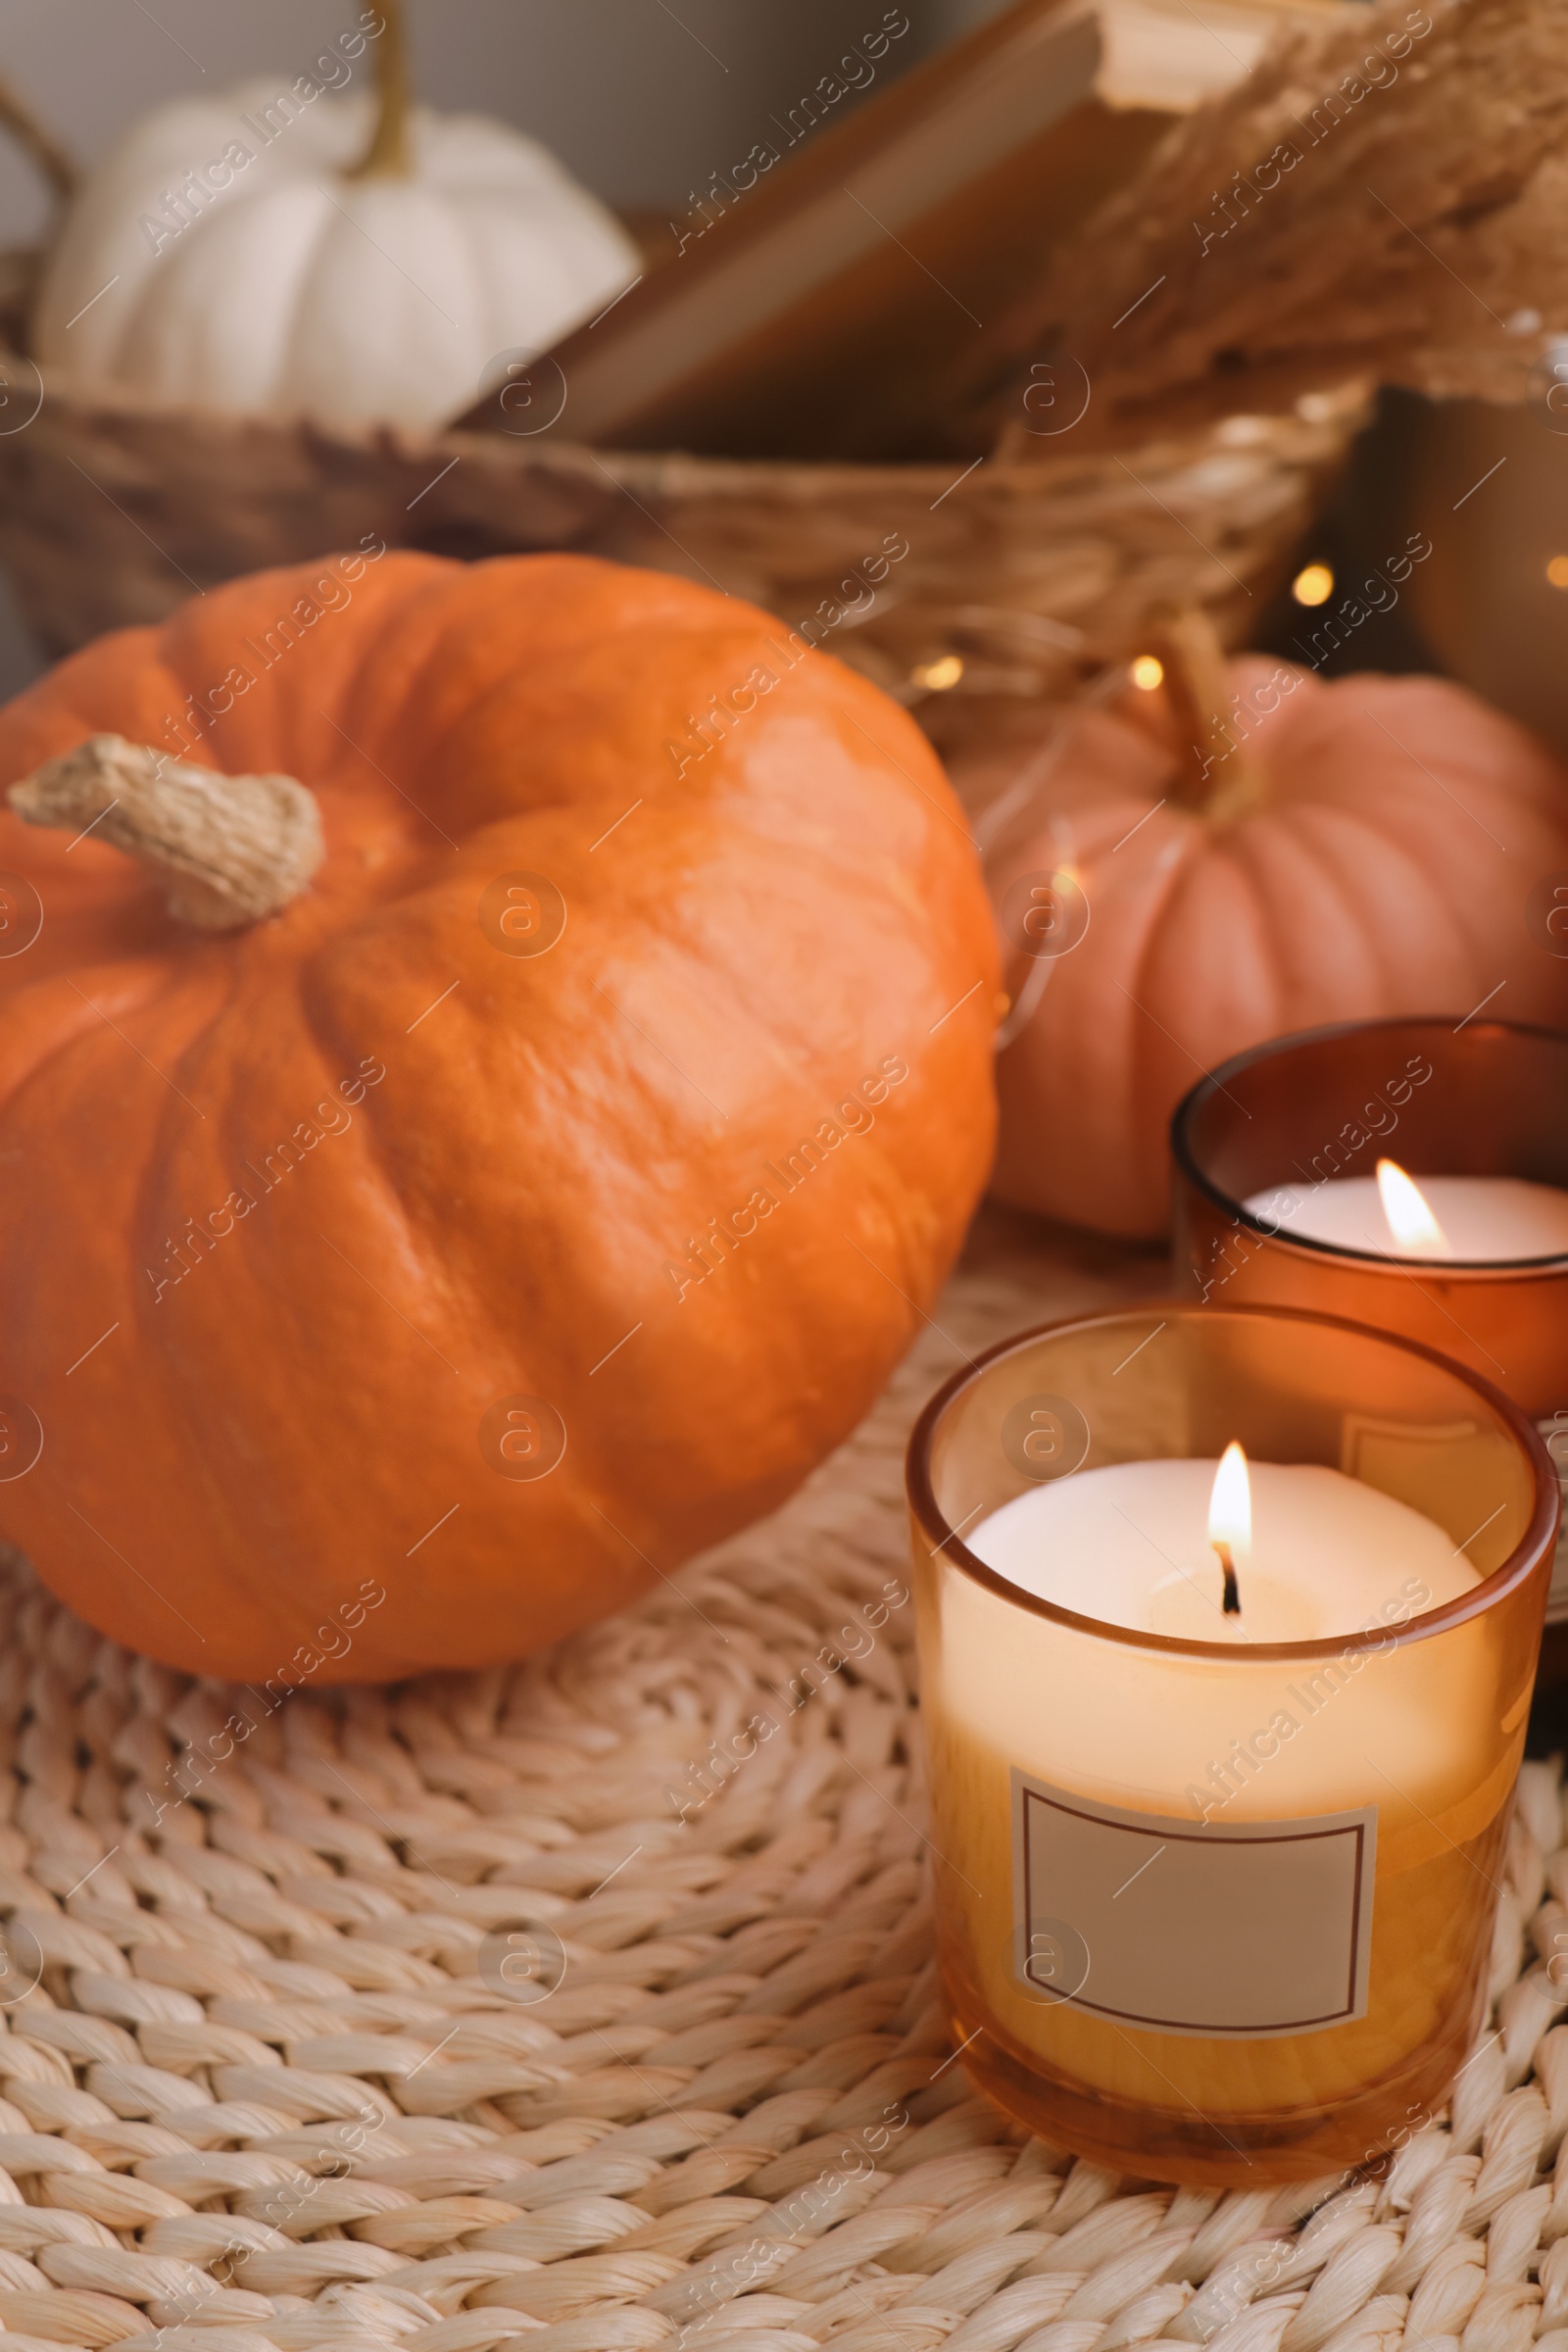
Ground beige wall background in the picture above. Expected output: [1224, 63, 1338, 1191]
[0, 0, 982, 695]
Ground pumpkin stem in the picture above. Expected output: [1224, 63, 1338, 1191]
[7, 737, 323, 931]
[347, 0, 414, 181]
[1150, 606, 1270, 824]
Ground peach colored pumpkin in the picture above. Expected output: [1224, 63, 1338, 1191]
[963, 653, 1568, 1239]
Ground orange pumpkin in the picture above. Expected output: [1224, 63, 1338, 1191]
[963, 637, 1568, 1239]
[0, 551, 997, 1681]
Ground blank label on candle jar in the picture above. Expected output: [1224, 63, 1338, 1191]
[1012, 1772, 1376, 2038]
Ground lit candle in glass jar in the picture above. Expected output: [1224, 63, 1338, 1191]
[1246, 1158, 1568, 1265]
[1171, 1018, 1568, 1413]
[908, 1301, 1555, 2184]
[1172, 1022, 1568, 1690]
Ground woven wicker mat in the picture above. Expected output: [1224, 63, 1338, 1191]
[0, 1211, 1558, 2352]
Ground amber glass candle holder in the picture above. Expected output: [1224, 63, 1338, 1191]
[906, 1302, 1555, 2185]
[1171, 1018, 1568, 1418]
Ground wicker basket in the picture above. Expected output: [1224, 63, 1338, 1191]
[0, 247, 1366, 712]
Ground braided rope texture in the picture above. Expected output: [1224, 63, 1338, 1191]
[0, 1226, 1554, 2352]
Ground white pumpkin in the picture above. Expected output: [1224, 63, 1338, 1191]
[33, 22, 638, 436]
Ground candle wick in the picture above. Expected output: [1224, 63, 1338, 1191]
[1213, 1539, 1241, 1616]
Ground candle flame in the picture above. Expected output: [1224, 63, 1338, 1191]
[1376, 1158, 1451, 1256]
[1208, 1441, 1251, 1562]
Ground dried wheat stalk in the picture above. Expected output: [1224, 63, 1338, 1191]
[982, 0, 1568, 440]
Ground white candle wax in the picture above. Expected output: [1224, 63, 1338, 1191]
[971, 1457, 1478, 1643]
[1245, 1174, 1568, 1264]
[932, 1452, 1511, 2118]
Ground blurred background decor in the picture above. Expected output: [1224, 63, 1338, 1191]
[0, 0, 951, 693]
[28, 10, 641, 436]
[5, 0, 1568, 1245]
[964, 627, 1568, 1237]
[1028, 0, 1568, 754]
[931, 0, 1568, 1240]
[0, 0, 1363, 715]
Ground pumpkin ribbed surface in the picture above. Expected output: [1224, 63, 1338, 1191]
[0, 1226, 1551, 2352]
[971, 657, 1568, 1238]
[0, 550, 997, 1679]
